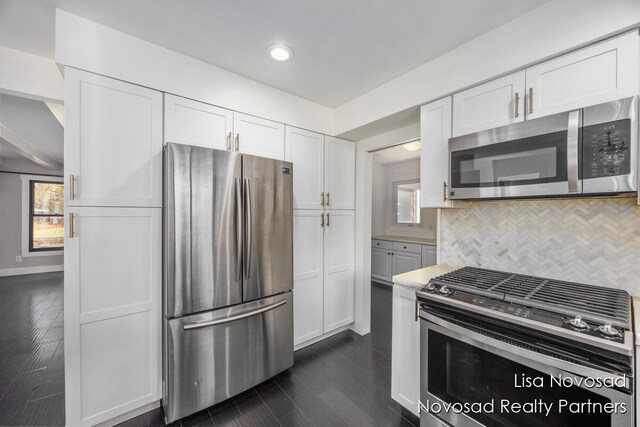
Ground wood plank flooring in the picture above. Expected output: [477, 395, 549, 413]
[0, 272, 65, 426]
[122, 282, 418, 427]
[0, 272, 417, 427]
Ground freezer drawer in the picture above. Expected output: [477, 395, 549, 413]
[163, 292, 293, 423]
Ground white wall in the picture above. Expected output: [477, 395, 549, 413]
[335, 0, 640, 136]
[55, 10, 334, 136]
[0, 160, 64, 274]
[371, 158, 437, 239]
[0, 45, 64, 103]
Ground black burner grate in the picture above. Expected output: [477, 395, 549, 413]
[430, 267, 631, 329]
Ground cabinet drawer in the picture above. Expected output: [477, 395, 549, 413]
[372, 239, 392, 250]
[393, 242, 421, 254]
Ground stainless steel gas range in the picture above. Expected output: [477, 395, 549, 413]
[416, 267, 634, 427]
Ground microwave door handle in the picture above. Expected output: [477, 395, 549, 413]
[567, 110, 581, 193]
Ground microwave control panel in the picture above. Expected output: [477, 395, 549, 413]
[582, 118, 631, 178]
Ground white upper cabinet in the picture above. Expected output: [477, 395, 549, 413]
[323, 210, 355, 332]
[525, 31, 639, 119]
[233, 112, 285, 160]
[421, 97, 460, 208]
[285, 126, 325, 209]
[452, 71, 525, 137]
[65, 68, 163, 207]
[164, 94, 233, 150]
[324, 136, 356, 210]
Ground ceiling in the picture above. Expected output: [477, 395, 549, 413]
[0, 93, 64, 164]
[0, 0, 550, 107]
[372, 142, 420, 165]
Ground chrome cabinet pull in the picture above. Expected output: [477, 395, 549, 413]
[514, 92, 520, 118]
[69, 175, 75, 200]
[69, 213, 75, 238]
[528, 87, 534, 115]
[321, 213, 325, 227]
[326, 192, 330, 206]
[183, 299, 287, 330]
[321, 192, 325, 206]
[443, 181, 448, 201]
[235, 133, 240, 152]
[227, 132, 232, 151]
[326, 213, 330, 227]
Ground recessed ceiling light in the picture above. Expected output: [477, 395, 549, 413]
[403, 141, 421, 151]
[268, 44, 294, 62]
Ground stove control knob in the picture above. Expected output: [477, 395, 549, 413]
[439, 285, 450, 295]
[597, 322, 622, 338]
[426, 282, 435, 292]
[568, 315, 589, 330]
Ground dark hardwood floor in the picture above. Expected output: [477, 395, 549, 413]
[122, 282, 417, 427]
[0, 273, 415, 427]
[0, 272, 65, 427]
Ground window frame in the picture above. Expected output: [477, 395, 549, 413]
[393, 179, 421, 225]
[29, 180, 65, 253]
[20, 174, 64, 257]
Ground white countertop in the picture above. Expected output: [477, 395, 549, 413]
[392, 264, 459, 290]
[373, 234, 437, 246]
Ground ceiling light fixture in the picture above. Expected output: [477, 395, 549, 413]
[268, 44, 294, 62]
[403, 141, 421, 151]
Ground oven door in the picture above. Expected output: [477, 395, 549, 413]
[420, 311, 633, 427]
[448, 110, 581, 200]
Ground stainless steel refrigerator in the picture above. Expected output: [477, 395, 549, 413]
[163, 143, 293, 423]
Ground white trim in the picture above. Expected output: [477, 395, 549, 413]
[294, 325, 352, 351]
[20, 174, 64, 258]
[0, 264, 63, 277]
[93, 400, 161, 427]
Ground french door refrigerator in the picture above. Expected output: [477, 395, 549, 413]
[163, 143, 293, 423]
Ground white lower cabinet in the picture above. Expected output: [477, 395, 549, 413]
[371, 239, 434, 284]
[64, 207, 161, 426]
[293, 209, 355, 348]
[371, 247, 392, 282]
[391, 285, 420, 415]
[392, 251, 421, 277]
[422, 245, 437, 268]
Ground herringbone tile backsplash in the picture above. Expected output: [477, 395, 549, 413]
[440, 197, 640, 295]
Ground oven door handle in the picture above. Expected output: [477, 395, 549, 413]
[567, 109, 581, 193]
[421, 310, 631, 392]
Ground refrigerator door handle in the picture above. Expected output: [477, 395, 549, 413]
[243, 178, 252, 280]
[235, 177, 243, 281]
[182, 298, 287, 330]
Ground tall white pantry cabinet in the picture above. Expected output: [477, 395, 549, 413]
[64, 68, 163, 426]
[285, 126, 356, 348]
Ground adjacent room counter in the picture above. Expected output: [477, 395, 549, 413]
[372, 234, 437, 246]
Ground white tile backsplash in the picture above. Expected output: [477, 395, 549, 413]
[440, 197, 640, 295]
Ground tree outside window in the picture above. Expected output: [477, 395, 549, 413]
[30, 181, 64, 251]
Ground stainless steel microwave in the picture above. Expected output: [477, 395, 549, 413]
[448, 96, 638, 200]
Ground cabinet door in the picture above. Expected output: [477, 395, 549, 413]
[65, 68, 163, 207]
[452, 71, 525, 137]
[233, 112, 285, 160]
[420, 97, 461, 208]
[421, 245, 437, 268]
[164, 94, 233, 150]
[324, 136, 355, 210]
[371, 247, 391, 282]
[323, 210, 355, 332]
[526, 32, 639, 119]
[285, 126, 324, 209]
[293, 210, 324, 346]
[391, 285, 420, 415]
[64, 207, 161, 426]
[392, 251, 421, 277]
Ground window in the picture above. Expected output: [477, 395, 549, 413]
[29, 181, 64, 252]
[394, 180, 421, 224]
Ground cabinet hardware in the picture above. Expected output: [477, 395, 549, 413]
[69, 213, 75, 238]
[514, 92, 520, 118]
[528, 88, 534, 115]
[69, 174, 75, 200]
[326, 192, 330, 206]
[321, 192, 325, 206]
[227, 132, 232, 151]
[443, 181, 448, 201]
[326, 213, 330, 226]
[235, 133, 240, 152]
[321, 213, 324, 227]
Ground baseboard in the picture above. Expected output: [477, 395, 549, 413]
[93, 400, 160, 427]
[294, 324, 353, 351]
[0, 264, 63, 277]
